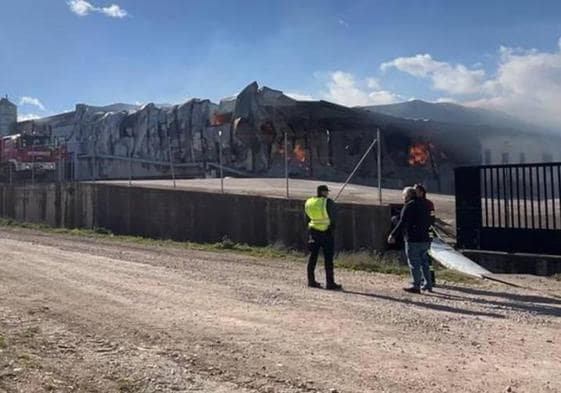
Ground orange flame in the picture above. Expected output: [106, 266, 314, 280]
[293, 144, 307, 162]
[409, 143, 431, 166]
[211, 113, 231, 126]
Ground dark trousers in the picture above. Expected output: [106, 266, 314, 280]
[307, 229, 335, 284]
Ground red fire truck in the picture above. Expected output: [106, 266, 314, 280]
[0, 133, 66, 180]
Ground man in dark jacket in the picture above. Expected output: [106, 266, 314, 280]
[387, 187, 432, 294]
[415, 183, 436, 284]
[304, 185, 342, 290]
[414, 184, 435, 226]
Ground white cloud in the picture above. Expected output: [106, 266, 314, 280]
[338, 18, 349, 28]
[381, 54, 486, 95]
[366, 77, 381, 89]
[435, 97, 457, 103]
[18, 113, 41, 121]
[68, 0, 127, 19]
[381, 38, 561, 128]
[285, 92, 315, 101]
[468, 40, 561, 128]
[100, 4, 128, 18]
[19, 96, 46, 111]
[322, 71, 402, 106]
[68, 0, 95, 16]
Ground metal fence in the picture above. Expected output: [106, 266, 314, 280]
[456, 162, 561, 254]
[481, 163, 561, 230]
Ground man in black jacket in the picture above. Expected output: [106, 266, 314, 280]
[387, 187, 432, 294]
[415, 183, 436, 285]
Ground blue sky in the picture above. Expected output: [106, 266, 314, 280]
[1, 0, 561, 127]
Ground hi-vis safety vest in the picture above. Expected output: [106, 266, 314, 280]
[305, 197, 331, 231]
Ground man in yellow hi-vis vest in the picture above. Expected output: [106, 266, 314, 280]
[304, 185, 342, 290]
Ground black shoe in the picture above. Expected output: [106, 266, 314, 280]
[403, 287, 421, 294]
[326, 283, 343, 291]
[422, 286, 434, 293]
[308, 281, 322, 288]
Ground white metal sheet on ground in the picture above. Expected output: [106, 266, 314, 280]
[429, 238, 491, 278]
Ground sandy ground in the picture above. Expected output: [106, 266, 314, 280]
[0, 228, 560, 393]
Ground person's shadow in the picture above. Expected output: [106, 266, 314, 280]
[342, 289, 505, 319]
[344, 283, 561, 319]
[438, 284, 561, 303]
[435, 284, 561, 318]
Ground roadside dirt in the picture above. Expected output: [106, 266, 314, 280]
[0, 228, 559, 393]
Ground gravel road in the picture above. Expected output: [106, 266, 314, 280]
[0, 228, 559, 393]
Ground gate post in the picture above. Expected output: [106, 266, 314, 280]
[455, 166, 482, 249]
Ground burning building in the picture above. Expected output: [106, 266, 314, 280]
[12, 82, 560, 193]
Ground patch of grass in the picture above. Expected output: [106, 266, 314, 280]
[17, 352, 42, 369]
[0, 334, 6, 349]
[116, 377, 138, 392]
[0, 218, 478, 284]
[433, 268, 479, 284]
[336, 250, 410, 276]
[0, 218, 51, 231]
[0, 218, 304, 260]
[336, 251, 480, 284]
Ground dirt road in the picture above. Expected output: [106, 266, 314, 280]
[0, 228, 560, 393]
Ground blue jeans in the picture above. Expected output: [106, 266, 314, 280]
[405, 242, 432, 289]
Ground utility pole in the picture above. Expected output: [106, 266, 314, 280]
[31, 140, 36, 186]
[59, 138, 63, 183]
[284, 130, 289, 199]
[128, 153, 133, 187]
[218, 130, 224, 193]
[73, 150, 78, 182]
[92, 132, 97, 229]
[61, 138, 66, 184]
[377, 128, 382, 205]
[167, 131, 176, 188]
[56, 137, 61, 183]
[91, 132, 97, 183]
[54, 137, 59, 183]
[326, 129, 331, 164]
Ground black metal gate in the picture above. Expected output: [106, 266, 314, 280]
[456, 162, 561, 254]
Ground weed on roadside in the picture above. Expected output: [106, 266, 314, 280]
[17, 352, 42, 369]
[0, 218, 480, 284]
[117, 377, 138, 393]
[336, 250, 410, 276]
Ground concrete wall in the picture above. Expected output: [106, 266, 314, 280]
[463, 250, 561, 275]
[0, 183, 392, 251]
[0, 183, 94, 230]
